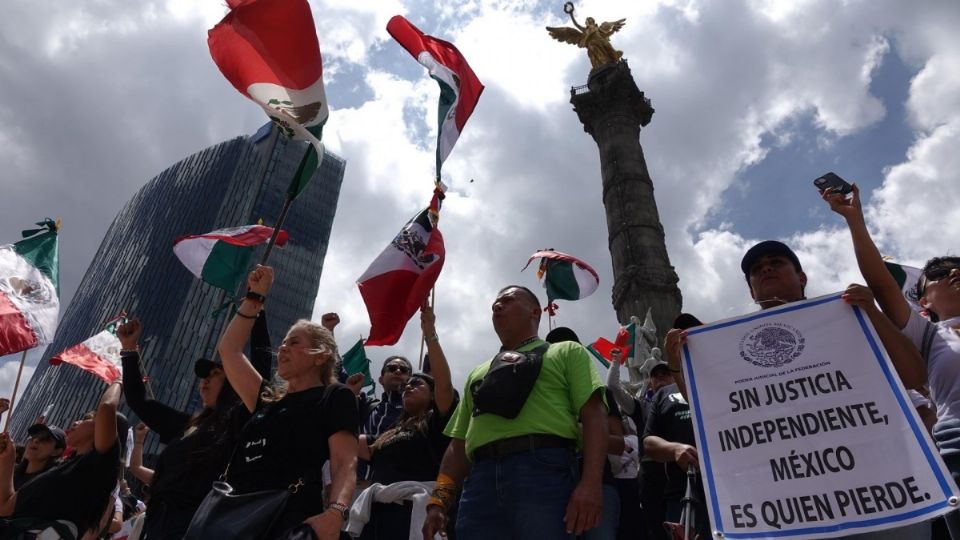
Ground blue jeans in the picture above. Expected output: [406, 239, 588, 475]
[456, 447, 578, 540]
[581, 483, 620, 540]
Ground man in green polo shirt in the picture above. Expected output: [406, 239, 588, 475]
[423, 285, 608, 539]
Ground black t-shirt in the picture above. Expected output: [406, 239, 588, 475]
[148, 401, 251, 509]
[643, 383, 697, 497]
[369, 397, 458, 485]
[229, 383, 359, 534]
[12, 461, 56, 491]
[12, 443, 121, 533]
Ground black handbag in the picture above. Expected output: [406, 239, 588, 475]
[183, 478, 303, 540]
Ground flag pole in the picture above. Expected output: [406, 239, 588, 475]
[259, 195, 294, 265]
[4, 350, 29, 432]
[418, 287, 435, 371]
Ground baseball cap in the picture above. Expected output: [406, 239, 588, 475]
[545, 326, 581, 344]
[673, 313, 704, 330]
[194, 357, 222, 378]
[27, 424, 67, 449]
[740, 240, 803, 279]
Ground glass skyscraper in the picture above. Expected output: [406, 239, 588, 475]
[9, 124, 345, 443]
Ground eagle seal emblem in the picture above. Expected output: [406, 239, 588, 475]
[738, 322, 805, 368]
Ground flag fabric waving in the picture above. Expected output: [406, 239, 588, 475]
[885, 261, 924, 314]
[0, 219, 60, 356]
[208, 0, 328, 198]
[50, 315, 126, 384]
[387, 15, 484, 176]
[588, 322, 636, 368]
[174, 225, 288, 291]
[523, 250, 600, 304]
[341, 339, 375, 392]
[358, 188, 445, 346]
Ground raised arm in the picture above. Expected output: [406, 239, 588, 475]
[118, 320, 190, 442]
[249, 308, 273, 382]
[0, 432, 16, 515]
[663, 329, 689, 402]
[128, 423, 155, 485]
[842, 284, 926, 389]
[822, 184, 912, 328]
[217, 266, 272, 412]
[95, 381, 123, 454]
[421, 301, 454, 415]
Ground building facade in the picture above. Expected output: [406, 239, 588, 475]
[10, 124, 345, 441]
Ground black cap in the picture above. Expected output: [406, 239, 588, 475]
[673, 313, 704, 330]
[740, 241, 803, 278]
[545, 326, 581, 344]
[194, 357, 222, 378]
[27, 424, 67, 449]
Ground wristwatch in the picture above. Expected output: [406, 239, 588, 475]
[326, 501, 349, 520]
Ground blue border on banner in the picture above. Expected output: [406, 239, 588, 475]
[684, 294, 955, 538]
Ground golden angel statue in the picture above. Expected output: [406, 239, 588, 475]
[546, 2, 626, 69]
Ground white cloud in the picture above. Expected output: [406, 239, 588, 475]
[2, 0, 959, 401]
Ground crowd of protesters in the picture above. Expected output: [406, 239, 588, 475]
[0, 181, 957, 540]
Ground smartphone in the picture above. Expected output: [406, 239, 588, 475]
[814, 172, 853, 194]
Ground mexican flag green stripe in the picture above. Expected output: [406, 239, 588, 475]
[174, 225, 288, 291]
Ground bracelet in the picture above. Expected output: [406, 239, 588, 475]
[425, 334, 439, 343]
[245, 290, 266, 304]
[429, 473, 458, 513]
[325, 501, 349, 520]
[120, 348, 139, 355]
[235, 310, 259, 320]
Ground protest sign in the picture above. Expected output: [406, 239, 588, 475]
[683, 294, 958, 539]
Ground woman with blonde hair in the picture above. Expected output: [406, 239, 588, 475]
[215, 265, 358, 540]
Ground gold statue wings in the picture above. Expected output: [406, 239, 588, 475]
[546, 16, 627, 68]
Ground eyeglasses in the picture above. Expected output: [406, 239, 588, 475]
[385, 364, 411, 374]
[405, 378, 427, 389]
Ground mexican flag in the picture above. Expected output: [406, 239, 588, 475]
[174, 225, 288, 291]
[358, 188, 445, 346]
[588, 322, 636, 369]
[341, 339, 375, 392]
[0, 220, 60, 356]
[387, 15, 484, 176]
[208, 0, 329, 198]
[524, 250, 600, 303]
[50, 316, 126, 384]
[885, 261, 924, 314]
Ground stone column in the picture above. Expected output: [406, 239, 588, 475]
[570, 60, 682, 341]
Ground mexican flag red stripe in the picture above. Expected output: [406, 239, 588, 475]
[358, 188, 445, 346]
[387, 15, 484, 175]
[208, 0, 329, 198]
[174, 225, 288, 291]
[50, 316, 126, 384]
[0, 220, 59, 356]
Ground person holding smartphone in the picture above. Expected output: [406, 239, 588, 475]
[822, 181, 960, 537]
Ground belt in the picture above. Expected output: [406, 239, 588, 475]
[472, 434, 575, 461]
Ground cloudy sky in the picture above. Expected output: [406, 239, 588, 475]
[2, 0, 959, 403]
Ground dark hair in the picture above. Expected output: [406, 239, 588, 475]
[915, 256, 960, 322]
[545, 326, 580, 344]
[370, 374, 436, 452]
[381, 355, 413, 375]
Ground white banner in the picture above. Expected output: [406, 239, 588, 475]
[683, 294, 959, 539]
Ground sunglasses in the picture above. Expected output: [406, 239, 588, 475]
[29, 434, 54, 443]
[385, 364, 411, 374]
